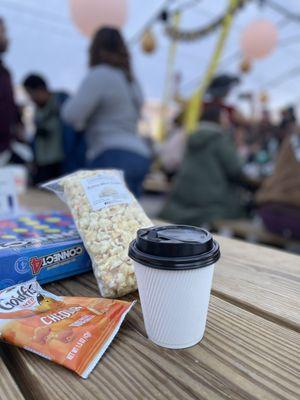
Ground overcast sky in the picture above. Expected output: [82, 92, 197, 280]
[1, 0, 300, 115]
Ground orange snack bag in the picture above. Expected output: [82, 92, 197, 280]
[0, 279, 135, 378]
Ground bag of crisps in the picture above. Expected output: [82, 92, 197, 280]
[42, 170, 152, 298]
[0, 279, 135, 378]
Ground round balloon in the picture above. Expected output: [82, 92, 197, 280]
[69, 0, 127, 37]
[240, 20, 278, 60]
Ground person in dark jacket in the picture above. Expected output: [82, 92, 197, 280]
[23, 74, 85, 183]
[159, 105, 248, 226]
[23, 74, 64, 183]
[0, 17, 20, 160]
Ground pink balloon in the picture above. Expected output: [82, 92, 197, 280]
[69, 0, 127, 37]
[240, 20, 278, 60]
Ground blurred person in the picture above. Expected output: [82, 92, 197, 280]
[159, 110, 186, 179]
[159, 129, 186, 178]
[23, 74, 85, 184]
[256, 109, 278, 159]
[278, 106, 296, 144]
[0, 17, 25, 164]
[260, 109, 272, 130]
[259, 109, 273, 144]
[234, 125, 250, 162]
[62, 27, 151, 198]
[204, 74, 243, 126]
[256, 128, 300, 239]
[159, 75, 242, 179]
[23, 74, 64, 184]
[159, 105, 256, 227]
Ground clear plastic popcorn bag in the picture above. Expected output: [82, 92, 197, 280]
[42, 170, 152, 298]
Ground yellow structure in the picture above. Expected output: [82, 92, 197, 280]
[184, 0, 238, 133]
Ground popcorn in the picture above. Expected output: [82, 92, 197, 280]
[43, 170, 152, 298]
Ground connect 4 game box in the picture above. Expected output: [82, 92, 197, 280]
[0, 212, 91, 289]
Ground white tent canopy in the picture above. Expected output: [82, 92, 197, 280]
[1, 0, 300, 116]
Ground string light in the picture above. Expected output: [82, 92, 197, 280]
[129, 0, 202, 45]
[0, 0, 76, 40]
[266, 0, 300, 24]
[0, 0, 71, 32]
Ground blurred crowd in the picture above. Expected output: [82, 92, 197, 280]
[0, 18, 151, 198]
[159, 76, 300, 241]
[1, 16, 300, 241]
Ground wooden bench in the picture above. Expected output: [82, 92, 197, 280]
[213, 219, 300, 251]
[143, 172, 171, 194]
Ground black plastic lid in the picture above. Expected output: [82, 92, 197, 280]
[128, 225, 220, 270]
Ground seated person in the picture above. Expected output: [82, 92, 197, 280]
[256, 130, 300, 239]
[159, 105, 252, 227]
[23, 74, 85, 184]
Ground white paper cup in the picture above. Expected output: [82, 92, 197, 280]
[129, 225, 220, 349]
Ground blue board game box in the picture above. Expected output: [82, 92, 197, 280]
[0, 211, 91, 289]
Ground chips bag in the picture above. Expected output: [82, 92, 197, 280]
[42, 170, 152, 298]
[0, 279, 135, 378]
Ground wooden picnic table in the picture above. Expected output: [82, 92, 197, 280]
[0, 189, 299, 400]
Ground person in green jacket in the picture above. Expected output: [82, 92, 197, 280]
[159, 105, 247, 227]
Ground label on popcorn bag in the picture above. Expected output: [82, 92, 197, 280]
[81, 174, 132, 211]
[0, 279, 135, 378]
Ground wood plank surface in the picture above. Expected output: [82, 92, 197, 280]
[19, 190, 300, 330]
[0, 355, 24, 400]
[214, 219, 300, 248]
[19, 189, 67, 212]
[213, 235, 300, 331]
[22, 190, 300, 331]
[1, 274, 299, 400]
[7, 190, 298, 400]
